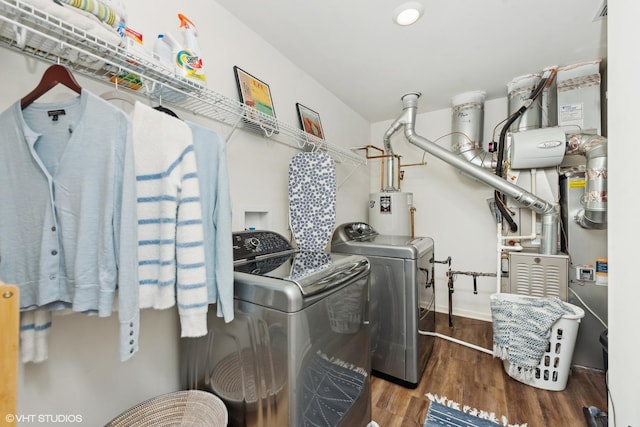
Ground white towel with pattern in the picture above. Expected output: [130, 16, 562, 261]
[490, 293, 576, 381]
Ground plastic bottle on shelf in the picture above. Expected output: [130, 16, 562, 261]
[153, 32, 182, 75]
[153, 34, 173, 67]
[176, 13, 206, 84]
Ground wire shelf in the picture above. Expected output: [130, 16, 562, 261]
[0, 0, 366, 165]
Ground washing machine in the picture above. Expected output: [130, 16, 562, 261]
[331, 222, 435, 388]
[180, 230, 372, 427]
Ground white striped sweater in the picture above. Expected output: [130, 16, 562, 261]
[131, 102, 208, 337]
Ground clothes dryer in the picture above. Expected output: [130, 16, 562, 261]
[181, 230, 372, 427]
[331, 222, 435, 388]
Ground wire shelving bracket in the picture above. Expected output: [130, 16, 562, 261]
[0, 0, 366, 166]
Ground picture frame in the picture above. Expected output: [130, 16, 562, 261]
[296, 103, 324, 140]
[233, 66, 278, 133]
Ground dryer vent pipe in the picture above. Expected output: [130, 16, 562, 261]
[384, 92, 559, 255]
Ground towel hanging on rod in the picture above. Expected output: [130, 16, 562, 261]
[21, 64, 82, 109]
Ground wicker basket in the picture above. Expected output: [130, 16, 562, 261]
[104, 390, 228, 427]
[210, 347, 286, 406]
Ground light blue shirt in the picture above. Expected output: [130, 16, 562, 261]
[187, 122, 234, 322]
[0, 90, 139, 361]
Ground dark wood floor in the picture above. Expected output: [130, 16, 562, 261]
[371, 313, 607, 427]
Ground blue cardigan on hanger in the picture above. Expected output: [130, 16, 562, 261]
[0, 90, 139, 361]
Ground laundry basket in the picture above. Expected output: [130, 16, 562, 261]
[104, 390, 228, 427]
[490, 293, 585, 392]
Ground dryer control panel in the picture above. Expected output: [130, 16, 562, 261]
[232, 230, 294, 261]
[343, 222, 378, 241]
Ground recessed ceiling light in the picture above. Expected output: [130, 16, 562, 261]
[393, 2, 424, 26]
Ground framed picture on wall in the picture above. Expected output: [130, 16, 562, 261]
[233, 66, 278, 133]
[296, 103, 324, 140]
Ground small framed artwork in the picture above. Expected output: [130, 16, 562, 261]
[233, 65, 278, 132]
[296, 103, 324, 140]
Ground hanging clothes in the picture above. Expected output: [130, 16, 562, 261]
[19, 310, 52, 363]
[131, 102, 208, 338]
[0, 90, 140, 362]
[187, 121, 234, 322]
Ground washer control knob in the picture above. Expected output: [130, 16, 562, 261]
[248, 237, 260, 249]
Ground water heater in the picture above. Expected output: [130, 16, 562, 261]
[369, 191, 413, 236]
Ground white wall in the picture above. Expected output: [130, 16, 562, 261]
[4, 1, 370, 425]
[608, 1, 640, 424]
[371, 98, 508, 320]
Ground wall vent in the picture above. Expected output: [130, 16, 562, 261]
[504, 252, 569, 301]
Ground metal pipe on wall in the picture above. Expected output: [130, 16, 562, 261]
[450, 91, 497, 169]
[382, 118, 403, 191]
[386, 92, 560, 255]
[566, 133, 608, 229]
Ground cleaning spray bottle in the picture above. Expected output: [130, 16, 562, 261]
[176, 13, 206, 84]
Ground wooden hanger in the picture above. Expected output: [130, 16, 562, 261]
[21, 64, 82, 109]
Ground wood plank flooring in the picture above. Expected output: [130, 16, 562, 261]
[371, 313, 607, 427]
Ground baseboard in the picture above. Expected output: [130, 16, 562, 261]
[435, 305, 492, 322]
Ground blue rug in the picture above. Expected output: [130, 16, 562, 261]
[424, 394, 527, 427]
[424, 401, 502, 427]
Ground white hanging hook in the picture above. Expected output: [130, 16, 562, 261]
[311, 141, 321, 153]
[58, 42, 65, 64]
[313, 138, 328, 154]
[260, 124, 275, 138]
[142, 80, 154, 105]
[295, 134, 307, 149]
[259, 117, 275, 138]
[12, 24, 27, 49]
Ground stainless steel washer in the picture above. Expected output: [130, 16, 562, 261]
[331, 222, 435, 388]
[181, 230, 372, 427]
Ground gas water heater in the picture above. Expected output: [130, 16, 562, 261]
[369, 191, 413, 236]
[369, 116, 415, 236]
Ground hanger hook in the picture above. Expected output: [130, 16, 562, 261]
[12, 24, 26, 49]
[295, 135, 306, 149]
[58, 42, 64, 64]
[259, 123, 275, 138]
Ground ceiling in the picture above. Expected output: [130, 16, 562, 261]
[215, 0, 607, 123]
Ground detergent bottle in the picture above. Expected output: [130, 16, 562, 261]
[153, 32, 182, 75]
[153, 34, 173, 68]
[176, 13, 206, 84]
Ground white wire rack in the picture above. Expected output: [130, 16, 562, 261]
[0, 0, 366, 165]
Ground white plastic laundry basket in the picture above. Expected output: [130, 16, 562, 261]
[497, 293, 585, 391]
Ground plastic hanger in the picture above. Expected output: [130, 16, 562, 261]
[150, 85, 180, 119]
[21, 64, 82, 109]
[153, 105, 180, 119]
